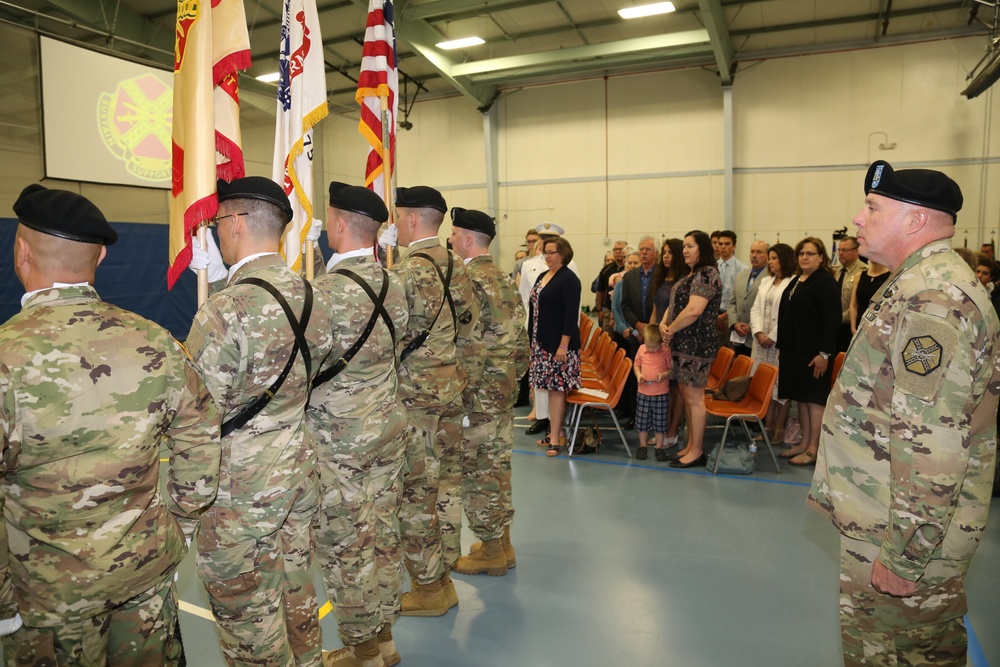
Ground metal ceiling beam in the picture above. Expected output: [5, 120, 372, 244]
[698, 0, 735, 84]
[730, 2, 968, 38]
[39, 0, 174, 56]
[450, 29, 710, 77]
[403, 0, 548, 23]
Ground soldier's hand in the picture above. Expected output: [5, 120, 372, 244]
[190, 233, 227, 282]
[0, 612, 22, 636]
[378, 224, 398, 250]
[871, 559, 918, 597]
[306, 217, 324, 242]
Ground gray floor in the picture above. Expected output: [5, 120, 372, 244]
[165, 406, 1000, 667]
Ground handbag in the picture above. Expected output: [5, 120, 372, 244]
[707, 441, 756, 475]
[577, 409, 603, 454]
[712, 375, 751, 402]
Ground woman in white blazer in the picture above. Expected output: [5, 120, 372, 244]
[748, 242, 796, 443]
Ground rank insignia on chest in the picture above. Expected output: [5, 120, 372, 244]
[902, 335, 943, 376]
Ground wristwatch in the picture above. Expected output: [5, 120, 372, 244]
[819, 352, 830, 360]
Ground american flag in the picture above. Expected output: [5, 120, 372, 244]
[355, 0, 398, 202]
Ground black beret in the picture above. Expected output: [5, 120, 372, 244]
[451, 207, 495, 239]
[13, 184, 117, 245]
[395, 186, 447, 213]
[864, 160, 963, 222]
[328, 181, 388, 223]
[217, 176, 293, 222]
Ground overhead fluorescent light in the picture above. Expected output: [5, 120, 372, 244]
[618, 2, 676, 19]
[255, 72, 281, 83]
[436, 36, 485, 50]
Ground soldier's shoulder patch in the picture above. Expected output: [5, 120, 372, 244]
[460, 310, 473, 325]
[896, 314, 959, 401]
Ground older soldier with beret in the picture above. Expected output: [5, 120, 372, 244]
[807, 161, 1000, 666]
[0, 185, 221, 665]
[185, 176, 334, 666]
[448, 208, 529, 577]
[383, 186, 479, 617]
[309, 183, 410, 667]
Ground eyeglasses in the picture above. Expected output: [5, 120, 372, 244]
[837, 246, 859, 252]
[798, 251, 819, 257]
[544, 250, 561, 256]
[209, 212, 247, 226]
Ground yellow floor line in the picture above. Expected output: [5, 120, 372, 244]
[178, 599, 334, 623]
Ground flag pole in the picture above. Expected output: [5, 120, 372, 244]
[305, 238, 314, 279]
[196, 224, 209, 306]
[380, 94, 394, 268]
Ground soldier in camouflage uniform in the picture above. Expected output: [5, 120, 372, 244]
[447, 208, 529, 577]
[382, 186, 479, 616]
[307, 183, 410, 667]
[185, 177, 333, 667]
[0, 184, 221, 666]
[807, 161, 1000, 667]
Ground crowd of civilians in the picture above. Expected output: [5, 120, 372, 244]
[510, 223, 1000, 472]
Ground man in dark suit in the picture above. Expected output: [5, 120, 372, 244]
[618, 235, 658, 426]
[727, 240, 769, 358]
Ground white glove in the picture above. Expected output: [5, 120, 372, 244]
[190, 233, 227, 282]
[306, 217, 324, 242]
[378, 224, 398, 250]
[0, 613, 23, 637]
[462, 415, 470, 428]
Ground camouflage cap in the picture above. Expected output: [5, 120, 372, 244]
[395, 186, 447, 213]
[328, 181, 389, 222]
[864, 160, 963, 223]
[217, 176, 293, 223]
[451, 207, 495, 239]
[13, 183, 117, 245]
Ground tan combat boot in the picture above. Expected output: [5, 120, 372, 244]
[322, 637, 384, 667]
[441, 572, 459, 609]
[453, 539, 508, 576]
[377, 624, 400, 667]
[400, 578, 450, 617]
[469, 525, 516, 569]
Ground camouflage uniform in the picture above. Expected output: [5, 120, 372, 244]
[807, 240, 1000, 666]
[186, 255, 333, 667]
[307, 253, 410, 645]
[461, 255, 530, 542]
[0, 285, 221, 666]
[393, 237, 479, 583]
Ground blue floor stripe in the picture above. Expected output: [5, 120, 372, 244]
[513, 447, 812, 487]
[968, 614, 989, 667]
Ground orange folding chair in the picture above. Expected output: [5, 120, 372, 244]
[566, 355, 633, 458]
[704, 346, 736, 393]
[831, 351, 846, 388]
[704, 362, 781, 474]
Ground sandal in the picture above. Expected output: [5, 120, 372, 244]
[546, 444, 560, 457]
[779, 443, 808, 459]
[537, 435, 567, 448]
[789, 450, 818, 466]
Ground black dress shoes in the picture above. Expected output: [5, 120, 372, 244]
[669, 454, 707, 469]
[526, 418, 550, 435]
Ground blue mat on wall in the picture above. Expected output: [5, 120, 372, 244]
[0, 219, 331, 339]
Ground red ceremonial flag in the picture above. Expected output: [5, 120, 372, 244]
[168, 0, 251, 289]
[355, 0, 398, 200]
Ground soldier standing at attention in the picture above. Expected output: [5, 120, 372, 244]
[379, 186, 479, 617]
[308, 183, 410, 667]
[0, 184, 221, 665]
[185, 176, 333, 666]
[807, 161, 1000, 666]
[447, 208, 529, 577]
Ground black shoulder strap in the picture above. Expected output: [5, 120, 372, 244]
[400, 251, 455, 361]
[312, 268, 395, 389]
[220, 277, 313, 437]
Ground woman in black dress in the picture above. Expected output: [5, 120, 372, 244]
[849, 260, 890, 333]
[528, 237, 583, 457]
[776, 237, 841, 466]
[660, 231, 722, 468]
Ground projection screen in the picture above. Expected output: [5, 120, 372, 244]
[40, 36, 173, 189]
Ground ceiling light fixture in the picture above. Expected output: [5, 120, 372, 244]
[436, 36, 485, 50]
[255, 72, 281, 83]
[618, 2, 676, 19]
